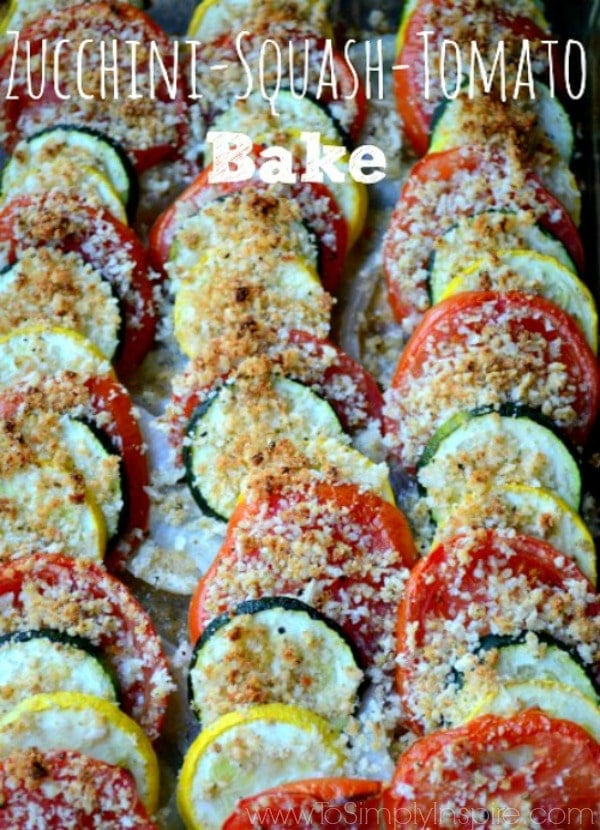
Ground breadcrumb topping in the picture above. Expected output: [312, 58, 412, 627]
[0, 749, 156, 828]
[397, 530, 600, 734]
[384, 294, 583, 470]
[0, 556, 174, 741]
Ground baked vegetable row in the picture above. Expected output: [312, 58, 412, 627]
[379, 1, 600, 826]
[0, 1, 187, 821]
[172, 0, 600, 827]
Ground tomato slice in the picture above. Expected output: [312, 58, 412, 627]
[224, 778, 383, 830]
[168, 329, 383, 449]
[0, 193, 157, 376]
[0, 554, 173, 741]
[188, 480, 417, 668]
[0, 374, 150, 567]
[0, 2, 190, 171]
[385, 291, 599, 471]
[0, 749, 158, 829]
[395, 0, 559, 155]
[195, 28, 367, 143]
[385, 711, 600, 829]
[84, 375, 150, 568]
[148, 144, 348, 294]
[396, 530, 600, 734]
[382, 145, 585, 322]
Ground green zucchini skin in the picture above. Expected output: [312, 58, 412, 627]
[478, 631, 597, 685]
[0, 628, 121, 703]
[192, 596, 364, 668]
[416, 404, 583, 533]
[417, 403, 581, 503]
[418, 403, 579, 472]
[182, 393, 227, 523]
[18, 125, 138, 221]
[183, 378, 344, 522]
[210, 88, 351, 152]
[450, 631, 600, 699]
[0, 628, 106, 662]
[188, 597, 365, 726]
[74, 416, 127, 543]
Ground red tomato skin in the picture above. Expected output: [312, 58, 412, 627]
[148, 145, 348, 293]
[224, 779, 383, 830]
[188, 482, 417, 666]
[383, 147, 585, 322]
[0, 3, 190, 170]
[394, 1, 561, 155]
[387, 291, 599, 462]
[0, 195, 157, 376]
[0, 750, 158, 829]
[0, 554, 172, 741]
[287, 330, 384, 432]
[85, 376, 150, 568]
[396, 530, 600, 734]
[385, 712, 600, 830]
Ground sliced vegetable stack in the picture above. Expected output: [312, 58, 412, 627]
[0, 0, 186, 820]
[0, 553, 174, 820]
[381, 0, 600, 822]
[0, 3, 190, 170]
[129, 0, 434, 824]
[2, 0, 414, 823]
[0, 0, 598, 825]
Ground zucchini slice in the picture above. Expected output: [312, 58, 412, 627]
[189, 597, 363, 728]
[478, 633, 599, 704]
[429, 82, 573, 162]
[433, 484, 597, 585]
[0, 629, 119, 717]
[449, 633, 600, 727]
[417, 407, 581, 520]
[0, 249, 123, 361]
[177, 704, 344, 830]
[440, 250, 598, 352]
[173, 253, 330, 359]
[207, 91, 343, 154]
[207, 90, 366, 249]
[0, 692, 159, 812]
[2, 163, 127, 224]
[466, 680, 600, 742]
[0, 463, 107, 563]
[0, 326, 113, 392]
[2, 125, 138, 219]
[184, 375, 345, 521]
[428, 210, 576, 303]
